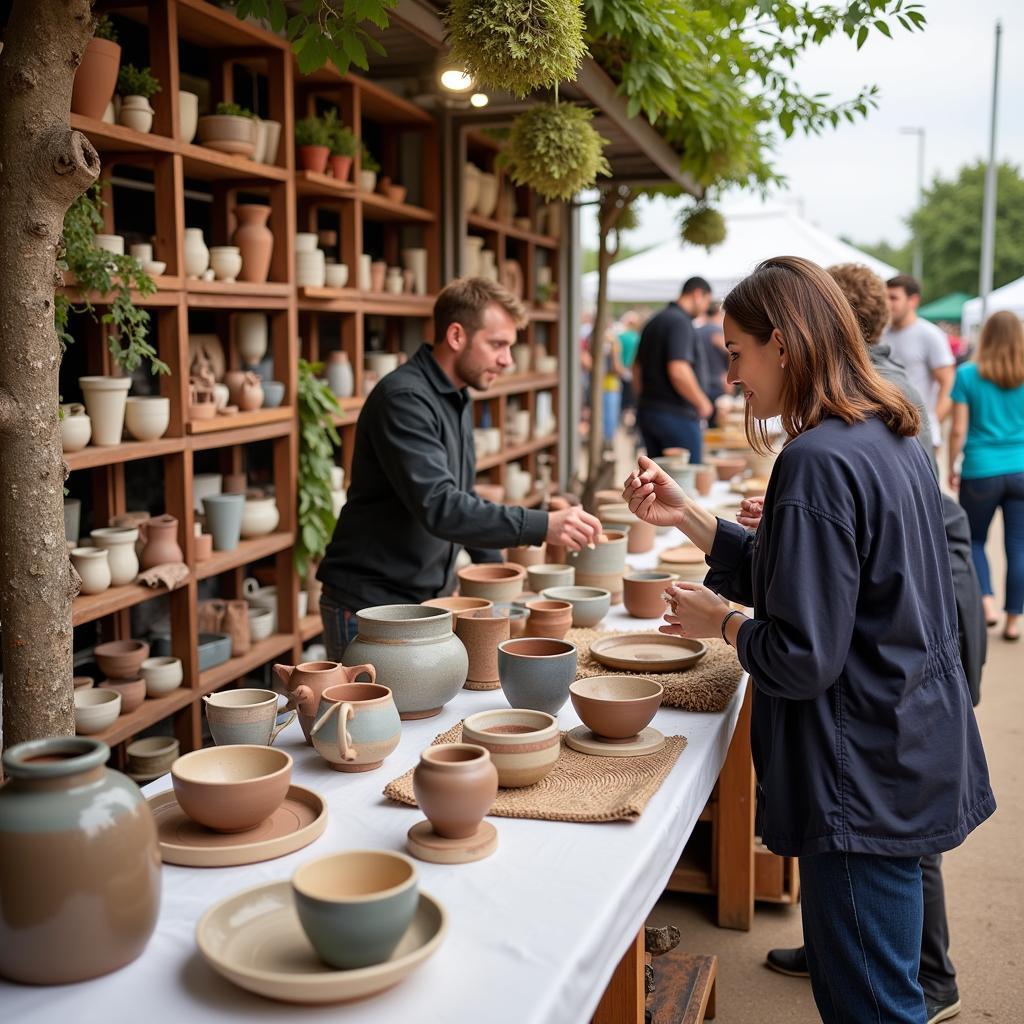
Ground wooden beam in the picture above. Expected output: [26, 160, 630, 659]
[592, 929, 645, 1024]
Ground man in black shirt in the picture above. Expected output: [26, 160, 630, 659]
[634, 276, 714, 462]
[317, 278, 602, 657]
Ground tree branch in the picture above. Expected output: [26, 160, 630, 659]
[36, 127, 100, 203]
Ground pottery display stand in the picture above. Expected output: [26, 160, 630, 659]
[564, 725, 666, 758]
[406, 819, 498, 865]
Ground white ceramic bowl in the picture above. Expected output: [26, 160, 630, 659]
[141, 655, 183, 697]
[124, 396, 170, 442]
[248, 606, 274, 641]
[74, 688, 122, 734]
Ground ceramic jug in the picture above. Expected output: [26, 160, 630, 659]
[139, 514, 183, 569]
[232, 204, 273, 284]
[273, 660, 376, 745]
[309, 682, 401, 772]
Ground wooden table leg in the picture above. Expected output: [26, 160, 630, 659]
[592, 928, 645, 1024]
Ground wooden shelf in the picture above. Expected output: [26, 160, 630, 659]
[187, 407, 294, 435]
[92, 687, 195, 748]
[477, 435, 557, 472]
[176, 0, 290, 49]
[59, 281, 183, 308]
[528, 305, 560, 322]
[297, 286, 362, 311]
[73, 580, 185, 627]
[471, 372, 558, 400]
[195, 532, 294, 581]
[359, 189, 436, 223]
[185, 279, 293, 305]
[299, 614, 324, 641]
[295, 170, 356, 200]
[466, 212, 558, 249]
[65, 437, 186, 471]
[180, 142, 288, 182]
[198, 632, 297, 695]
[360, 293, 434, 317]
[189, 416, 295, 451]
[69, 114, 178, 155]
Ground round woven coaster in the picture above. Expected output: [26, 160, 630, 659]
[463, 679, 501, 691]
[406, 820, 497, 864]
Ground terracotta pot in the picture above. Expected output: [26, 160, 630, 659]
[238, 374, 263, 411]
[505, 544, 547, 567]
[623, 571, 679, 620]
[600, 512, 656, 555]
[0, 738, 160, 984]
[692, 464, 715, 497]
[232, 204, 273, 284]
[71, 37, 122, 120]
[457, 562, 526, 603]
[197, 114, 257, 156]
[710, 455, 746, 481]
[523, 599, 573, 640]
[298, 144, 329, 174]
[412, 743, 498, 839]
[330, 154, 352, 181]
[310, 682, 402, 772]
[274, 661, 376, 744]
[570, 675, 664, 740]
[139, 514, 183, 568]
[99, 678, 146, 715]
[574, 569, 624, 605]
[79, 376, 131, 446]
[370, 260, 387, 293]
[421, 596, 492, 618]
[194, 532, 213, 561]
[94, 639, 149, 680]
[456, 608, 511, 687]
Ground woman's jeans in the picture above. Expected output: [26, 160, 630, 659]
[958, 471, 1024, 613]
[800, 852, 926, 1024]
[602, 389, 622, 444]
[320, 596, 359, 661]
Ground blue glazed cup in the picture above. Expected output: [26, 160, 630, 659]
[202, 493, 245, 551]
[292, 850, 419, 969]
[497, 637, 578, 715]
[203, 688, 296, 746]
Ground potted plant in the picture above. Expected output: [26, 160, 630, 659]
[116, 65, 161, 134]
[323, 109, 357, 182]
[295, 115, 330, 174]
[680, 205, 727, 250]
[358, 144, 380, 193]
[71, 14, 121, 121]
[197, 101, 258, 157]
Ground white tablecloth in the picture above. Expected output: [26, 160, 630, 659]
[4, 515, 747, 1024]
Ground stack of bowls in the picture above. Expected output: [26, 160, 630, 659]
[96, 639, 150, 715]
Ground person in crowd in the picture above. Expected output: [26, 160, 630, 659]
[949, 309, 1024, 642]
[317, 278, 602, 657]
[884, 275, 955, 448]
[600, 328, 626, 448]
[617, 310, 642, 426]
[623, 256, 994, 1024]
[695, 300, 728, 426]
[633, 276, 713, 462]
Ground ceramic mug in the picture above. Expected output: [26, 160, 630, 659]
[309, 682, 401, 773]
[202, 688, 296, 746]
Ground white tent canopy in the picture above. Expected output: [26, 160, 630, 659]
[961, 275, 1024, 334]
[582, 203, 898, 304]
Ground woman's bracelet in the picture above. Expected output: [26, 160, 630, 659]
[720, 609, 745, 645]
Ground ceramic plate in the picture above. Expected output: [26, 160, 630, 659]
[589, 634, 707, 672]
[149, 784, 327, 867]
[196, 883, 447, 1004]
[658, 545, 707, 565]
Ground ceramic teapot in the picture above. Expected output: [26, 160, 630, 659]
[273, 660, 376, 744]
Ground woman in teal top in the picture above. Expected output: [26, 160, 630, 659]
[949, 310, 1024, 640]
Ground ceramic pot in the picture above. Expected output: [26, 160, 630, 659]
[358, 169, 377, 193]
[244, 577, 279, 630]
[90, 527, 139, 585]
[370, 260, 387, 293]
[93, 233, 124, 256]
[191, 472, 222, 512]
[237, 374, 263, 411]
[421, 596, 492, 618]
[329, 154, 352, 181]
[194, 532, 213, 561]
[262, 380, 285, 407]
[326, 350, 354, 398]
[476, 172, 498, 217]
[568, 530, 627, 576]
[64, 498, 82, 545]
[60, 403, 91, 452]
[506, 544, 547, 568]
[108, 510, 149, 559]
[523, 599, 573, 641]
[273, 661, 374, 742]
[455, 607, 511, 687]
[570, 676, 664, 740]
[140, 656, 183, 697]
[412, 743, 498, 840]
[365, 351, 398, 377]
[0, 738, 160, 984]
[526, 564, 574, 592]
[118, 95, 154, 133]
[79, 376, 131, 446]
[463, 235, 484, 277]
[401, 247, 427, 295]
[126, 736, 179, 777]
[178, 90, 199, 142]
[574, 569, 624, 604]
[623, 571, 679, 619]
[209, 245, 242, 282]
[325, 262, 349, 288]
[342, 605, 468, 720]
[310, 682, 402, 772]
[497, 637, 577, 715]
[197, 114, 257, 156]
[139, 514, 182, 569]
[183, 227, 209, 278]
[295, 248, 326, 287]
[298, 144, 329, 174]
[457, 562, 526, 603]
[99, 678, 145, 714]
[385, 267, 403, 295]
[70, 547, 111, 594]
[71, 37, 122, 120]
[463, 162, 481, 211]
[232, 204, 273, 284]
[240, 496, 279, 537]
[94, 639, 149, 680]
[74, 688, 121, 734]
[202, 493, 245, 551]
[123, 396, 169, 442]
[539, 585, 611, 628]
[462, 709, 560, 788]
[203, 688, 296, 747]
[235, 312, 268, 364]
[262, 119, 282, 164]
[601, 512, 656, 555]
[692, 464, 715, 496]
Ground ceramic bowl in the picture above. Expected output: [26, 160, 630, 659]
[420, 596, 493, 619]
[497, 637, 577, 716]
[98, 677, 146, 714]
[526, 564, 575, 592]
[505, 544, 547, 567]
[539, 586, 611, 628]
[248, 606, 274, 641]
[72, 675, 94, 689]
[262, 380, 285, 408]
[462, 708, 560, 788]
[124, 396, 170, 442]
[171, 745, 293, 832]
[710, 455, 747, 481]
[73, 688, 121, 734]
[126, 735, 179, 776]
[569, 675, 664, 740]
[457, 563, 526, 602]
[623, 571, 679, 620]
[140, 655, 183, 696]
[94, 639, 150, 680]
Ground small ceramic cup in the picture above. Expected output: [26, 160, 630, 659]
[526, 563, 575, 593]
[309, 682, 402, 772]
[292, 850, 419, 969]
[497, 637, 577, 715]
[202, 688, 297, 747]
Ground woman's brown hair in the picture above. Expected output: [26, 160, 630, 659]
[723, 256, 920, 452]
[976, 310, 1024, 389]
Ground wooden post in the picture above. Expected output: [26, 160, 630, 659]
[592, 928, 645, 1024]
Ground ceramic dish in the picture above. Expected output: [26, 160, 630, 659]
[148, 784, 326, 867]
[588, 633, 707, 673]
[195, 882, 447, 1003]
[658, 545, 707, 565]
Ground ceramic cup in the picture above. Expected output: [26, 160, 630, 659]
[496, 637, 577, 716]
[462, 709, 560, 788]
[292, 850, 419, 969]
[203, 688, 297, 747]
[526, 564, 575, 592]
[523, 599, 573, 640]
[539, 586, 611, 628]
[309, 682, 401, 772]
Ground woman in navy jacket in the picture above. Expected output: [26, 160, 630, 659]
[623, 257, 994, 1024]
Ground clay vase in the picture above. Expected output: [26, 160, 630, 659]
[523, 599, 573, 640]
[274, 660, 376, 744]
[456, 608, 511, 689]
[0, 737, 160, 984]
[238, 372, 264, 411]
[326, 349, 354, 398]
[370, 260, 387, 293]
[232, 204, 273, 284]
[309, 682, 402, 772]
[139, 514, 183, 569]
[71, 37, 122, 120]
[412, 743, 498, 839]
[694, 465, 715, 497]
[70, 547, 111, 595]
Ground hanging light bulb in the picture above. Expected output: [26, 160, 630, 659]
[439, 67, 474, 92]
[470, 92, 489, 108]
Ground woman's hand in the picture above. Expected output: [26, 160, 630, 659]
[736, 497, 764, 529]
[660, 582, 730, 640]
[622, 455, 688, 529]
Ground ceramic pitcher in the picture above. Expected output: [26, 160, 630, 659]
[273, 660, 376, 745]
[309, 682, 401, 772]
[139, 514, 183, 569]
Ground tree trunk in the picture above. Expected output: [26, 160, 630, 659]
[0, 0, 100, 749]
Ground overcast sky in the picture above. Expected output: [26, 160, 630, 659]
[583, 0, 1024, 251]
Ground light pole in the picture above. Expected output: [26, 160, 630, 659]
[900, 126, 925, 283]
[980, 21, 1002, 321]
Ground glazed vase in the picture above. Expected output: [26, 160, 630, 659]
[79, 376, 131, 446]
[274, 661, 376, 744]
[0, 737, 160, 984]
[342, 605, 468, 719]
[70, 37, 121, 120]
[309, 682, 402, 772]
[183, 227, 209, 278]
[202, 493, 245, 551]
[326, 350, 354, 398]
[232, 204, 273, 284]
[412, 743, 498, 839]
[139, 514, 183, 569]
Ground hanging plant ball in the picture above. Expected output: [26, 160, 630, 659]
[445, 0, 586, 97]
[504, 103, 610, 201]
[680, 206, 727, 250]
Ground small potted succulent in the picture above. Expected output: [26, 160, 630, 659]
[197, 101, 258, 157]
[323, 109, 357, 182]
[358, 144, 380, 193]
[116, 65, 161, 134]
[295, 115, 331, 174]
[71, 14, 122, 121]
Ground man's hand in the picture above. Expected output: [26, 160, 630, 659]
[546, 506, 603, 552]
[697, 396, 714, 420]
[736, 497, 764, 529]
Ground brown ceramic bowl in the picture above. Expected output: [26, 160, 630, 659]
[457, 562, 526, 602]
[72, 675, 94, 689]
[569, 675, 664, 740]
[94, 639, 150, 681]
[171, 745, 292, 833]
[623, 571, 679, 620]
[709, 455, 747, 481]
[421, 596, 493, 619]
[98, 678, 146, 715]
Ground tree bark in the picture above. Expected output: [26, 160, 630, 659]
[0, 0, 100, 749]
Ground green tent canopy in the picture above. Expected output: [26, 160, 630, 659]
[918, 292, 973, 323]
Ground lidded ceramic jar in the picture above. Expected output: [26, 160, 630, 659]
[0, 737, 161, 984]
[412, 743, 498, 839]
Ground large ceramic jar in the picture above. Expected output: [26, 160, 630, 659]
[412, 743, 498, 839]
[0, 737, 161, 984]
[232, 204, 274, 284]
[342, 605, 468, 719]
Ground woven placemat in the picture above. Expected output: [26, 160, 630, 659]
[383, 722, 687, 823]
[567, 628, 742, 714]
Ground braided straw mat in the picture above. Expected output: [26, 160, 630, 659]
[567, 628, 742, 714]
[383, 722, 686, 823]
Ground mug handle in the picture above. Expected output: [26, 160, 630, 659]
[309, 698, 339, 739]
[346, 663, 376, 686]
[337, 703, 356, 762]
[269, 708, 297, 745]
